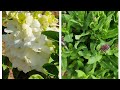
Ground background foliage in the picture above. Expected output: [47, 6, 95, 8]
[62, 11, 118, 79]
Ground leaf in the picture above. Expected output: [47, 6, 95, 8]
[62, 14, 72, 22]
[108, 56, 118, 68]
[51, 53, 59, 62]
[64, 33, 73, 42]
[107, 37, 117, 46]
[42, 31, 59, 41]
[74, 41, 80, 49]
[77, 11, 85, 24]
[62, 57, 67, 72]
[93, 17, 106, 31]
[94, 69, 109, 78]
[69, 19, 82, 27]
[12, 68, 21, 79]
[100, 59, 117, 72]
[102, 28, 118, 39]
[2, 55, 12, 68]
[68, 11, 76, 17]
[75, 32, 89, 40]
[83, 12, 93, 30]
[87, 54, 102, 64]
[77, 60, 84, 68]
[2, 64, 8, 71]
[90, 42, 97, 54]
[114, 52, 118, 57]
[83, 50, 91, 59]
[68, 60, 77, 68]
[70, 49, 79, 59]
[77, 44, 87, 50]
[75, 70, 86, 78]
[91, 75, 98, 79]
[43, 63, 58, 76]
[103, 11, 114, 29]
[2, 68, 9, 79]
[78, 51, 84, 56]
[29, 74, 44, 79]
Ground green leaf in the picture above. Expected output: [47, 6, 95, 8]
[107, 38, 117, 46]
[75, 32, 89, 40]
[2, 55, 12, 68]
[68, 60, 77, 68]
[88, 63, 96, 75]
[68, 11, 76, 17]
[43, 63, 58, 76]
[103, 11, 114, 29]
[64, 33, 73, 42]
[51, 53, 59, 62]
[100, 59, 117, 72]
[94, 69, 109, 78]
[83, 12, 93, 30]
[62, 14, 72, 22]
[2, 68, 9, 79]
[77, 44, 87, 50]
[114, 52, 118, 57]
[2, 64, 8, 71]
[91, 75, 98, 79]
[94, 18, 106, 31]
[87, 54, 102, 64]
[77, 60, 84, 68]
[69, 19, 82, 27]
[62, 57, 67, 72]
[70, 49, 79, 59]
[102, 28, 118, 39]
[77, 11, 85, 23]
[83, 50, 91, 59]
[29, 74, 44, 79]
[75, 70, 86, 78]
[90, 42, 97, 54]
[78, 51, 84, 56]
[42, 31, 59, 41]
[107, 56, 118, 68]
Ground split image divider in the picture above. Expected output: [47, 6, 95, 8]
[118, 11, 120, 79]
[0, 11, 2, 79]
[59, 11, 62, 79]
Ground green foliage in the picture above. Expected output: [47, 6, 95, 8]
[43, 63, 59, 78]
[42, 31, 59, 41]
[62, 11, 118, 79]
[29, 74, 44, 79]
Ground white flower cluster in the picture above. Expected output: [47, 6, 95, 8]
[3, 11, 59, 73]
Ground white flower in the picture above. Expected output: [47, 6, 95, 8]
[3, 11, 58, 73]
[4, 41, 51, 73]
[6, 11, 10, 15]
[46, 26, 59, 32]
[5, 20, 19, 33]
[30, 19, 40, 28]
[25, 13, 33, 26]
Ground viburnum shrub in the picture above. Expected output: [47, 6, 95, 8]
[62, 11, 118, 79]
[2, 11, 59, 79]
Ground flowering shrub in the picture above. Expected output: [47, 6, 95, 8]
[2, 11, 59, 79]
